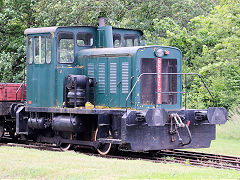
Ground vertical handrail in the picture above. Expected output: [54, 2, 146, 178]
[16, 56, 27, 103]
[22, 56, 26, 103]
[185, 74, 187, 111]
[16, 82, 24, 102]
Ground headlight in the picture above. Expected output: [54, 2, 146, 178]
[155, 48, 164, 57]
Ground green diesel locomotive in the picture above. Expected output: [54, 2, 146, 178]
[1, 17, 227, 154]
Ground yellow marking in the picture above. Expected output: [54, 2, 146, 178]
[95, 106, 124, 110]
[75, 65, 84, 69]
[51, 32, 54, 38]
[137, 93, 139, 96]
[85, 102, 94, 109]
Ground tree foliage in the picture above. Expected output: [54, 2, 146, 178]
[161, 0, 240, 109]
[0, 0, 239, 109]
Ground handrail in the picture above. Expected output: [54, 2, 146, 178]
[15, 56, 26, 103]
[125, 72, 214, 112]
[16, 82, 25, 102]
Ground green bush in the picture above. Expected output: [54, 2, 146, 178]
[163, 0, 240, 110]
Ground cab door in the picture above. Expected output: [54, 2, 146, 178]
[107, 56, 131, 108]
[95, 57, 109, 106]
[27, 35, 55, 107]
[55, 31, 83, 107]
[108, 57, 119, 107]
[119, 57, 131, 107]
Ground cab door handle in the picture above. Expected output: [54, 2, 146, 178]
[117, 81, 122, 87]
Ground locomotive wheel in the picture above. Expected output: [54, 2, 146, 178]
[94, 128, 112, 155]
[59, 132, 72, 151]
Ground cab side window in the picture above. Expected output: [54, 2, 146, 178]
[46, 35, 52, 64]
[34, 36, 45, 64]
[58, 32, 74, 63]
[27, 36, 33, 64]
[124, 35, 139, 47]
[76, 32, 93, 46]
[113, 34, 121, 48]
[27, 35, 52, 64]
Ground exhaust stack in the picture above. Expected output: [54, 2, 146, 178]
[98, 16, 105, 27]
[97, 16, 113, 48]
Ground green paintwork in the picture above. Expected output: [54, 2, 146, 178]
[78, 46, 182, 109]
[25, 26, 142, 108]
[26, 33, 56, 107]
[97, 26, 114, 48]
[25, 25, 181, 110]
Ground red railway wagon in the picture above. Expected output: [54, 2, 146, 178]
[0, 83, 26, 101]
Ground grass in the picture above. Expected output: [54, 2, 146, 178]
[189, 136, 240, 157]
[217, 107, 240, 140]
[189, 108, 240, 156]
[0, 143, 240, 179]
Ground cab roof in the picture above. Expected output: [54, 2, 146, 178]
[24, 26, 143, 35]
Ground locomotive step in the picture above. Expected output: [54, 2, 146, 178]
[97, 138, 122, 144]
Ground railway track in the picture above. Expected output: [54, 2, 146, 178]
[127, 150, 240, 171]
[0, 142, 62, 152]
[156, 149, 240, 170]
[0, 142, 239, 170]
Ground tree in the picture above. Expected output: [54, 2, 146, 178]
[164, 0, 240, 109]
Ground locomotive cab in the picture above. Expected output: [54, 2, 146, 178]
[25, 26, 142, 108]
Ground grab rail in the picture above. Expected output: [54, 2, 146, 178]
[16, 82, 25, 102]
[16, 56, 26, 103]
[125, 72, 214, 112]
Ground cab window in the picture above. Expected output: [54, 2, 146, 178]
[46, 36, 52, 63]
[27, 36, 33, 64]
[34, 36, 45, 64]
[57, 32, 74, 63]
[27, 35, 52, 64]
[161, 59, 177, 104]
[113, 34, 121, 47]
[76, 32, 93, 46]
[124, 35, 139, 47]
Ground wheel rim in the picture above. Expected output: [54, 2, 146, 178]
[94, 128, 112, 155]
[59, 132, 72, 151]
[60, 143, 71, 151]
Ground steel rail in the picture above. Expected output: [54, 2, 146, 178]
[161, 149, 240, 165]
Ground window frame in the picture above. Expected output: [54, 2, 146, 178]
[27, 36, 34, 64]
[46, 35, 52, 64]
[113, 33, 121, 48]
[27, 34, 52, 65]
[34, 36, 45, 64]
[140, 58, 156, 105]
[57, 31, 75, 64]
[161, 59, 178, 105]
[124, 34, 140, 47]
[76, 32, 94, 47]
